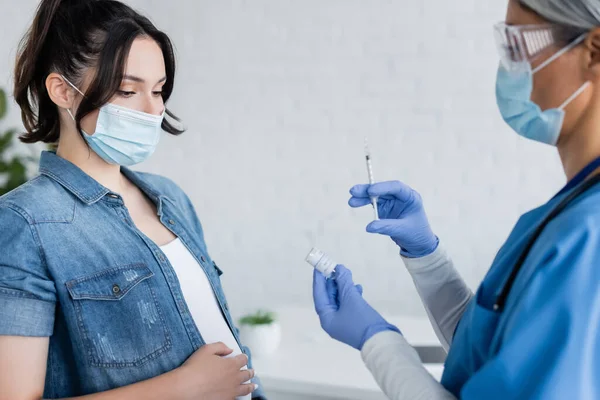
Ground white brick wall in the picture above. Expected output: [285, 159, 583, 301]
[1, 0, 565, 319]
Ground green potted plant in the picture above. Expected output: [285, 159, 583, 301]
[0, 88, 38, 196]
[238, 310, 281, 357]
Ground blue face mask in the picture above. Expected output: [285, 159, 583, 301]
[496, 36, 590, 146]
[62, 76, 165, 166]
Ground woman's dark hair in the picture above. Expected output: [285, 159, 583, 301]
[14, 0, 185, 144]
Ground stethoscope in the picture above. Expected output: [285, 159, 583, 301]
[494, 158, 600, 311]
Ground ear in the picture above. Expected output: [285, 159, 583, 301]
[584, 28, 600, 83]
[45, 72, 77, 110]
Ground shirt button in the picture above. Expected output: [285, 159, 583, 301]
[158, 254, 165, 262]
[200, 256, 206, 263]
[168, 219, 175, 225]
[112, 284, 121, 294]
[108, 194, 118, 199]
[224, 303, 229, 311]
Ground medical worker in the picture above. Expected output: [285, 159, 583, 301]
[313, 0, 600, 399]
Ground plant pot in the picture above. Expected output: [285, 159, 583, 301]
[239, 322, 281, 357]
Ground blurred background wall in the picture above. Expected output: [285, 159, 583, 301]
[0, 0, 564, 320]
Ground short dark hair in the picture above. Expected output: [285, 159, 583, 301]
[14, 0, 185, 144]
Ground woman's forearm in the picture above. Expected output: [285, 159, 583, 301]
[53, 367, 186, 400]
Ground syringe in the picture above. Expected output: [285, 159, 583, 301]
[364, 138, 379, 220]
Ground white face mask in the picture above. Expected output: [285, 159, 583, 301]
[62, 75, 165, 166]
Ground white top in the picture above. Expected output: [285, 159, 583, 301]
[160, 238, 250, 400]
[360, 245, 472, 399]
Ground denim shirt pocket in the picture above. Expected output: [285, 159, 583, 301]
[66, 264, 172, 368]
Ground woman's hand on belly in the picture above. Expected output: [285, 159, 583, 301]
[176, 342, 258, 399]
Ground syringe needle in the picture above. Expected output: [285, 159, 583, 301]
[364, 138, 379, 220]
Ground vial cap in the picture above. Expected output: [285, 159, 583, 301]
[305, 247, 325, 268]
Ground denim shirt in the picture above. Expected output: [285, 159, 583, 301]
[0, 151, 265, 399]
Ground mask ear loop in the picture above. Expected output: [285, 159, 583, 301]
[60, 74, 85, 122]
[559, 81, 591, 110]
[66, 108, 76, 122]
[532, 34, 587, 74]
[529, 34, 591, 111]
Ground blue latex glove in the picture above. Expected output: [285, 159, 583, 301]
[349, 180, 439, 258]
[313, 265, 400, 350]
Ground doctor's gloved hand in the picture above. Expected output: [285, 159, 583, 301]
[313, 265, 400, 350]
[349, 180, 439, 258]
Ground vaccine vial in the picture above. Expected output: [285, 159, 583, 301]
[305, 247, 337, 279]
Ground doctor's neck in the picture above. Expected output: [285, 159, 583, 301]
[557, 83, 600, 181]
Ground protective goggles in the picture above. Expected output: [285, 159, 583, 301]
[494, 22, 587, 72]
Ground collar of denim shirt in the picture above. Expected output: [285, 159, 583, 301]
[38, 151, 173, 206]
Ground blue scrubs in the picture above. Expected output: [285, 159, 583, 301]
[442, 160, 600, 399]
